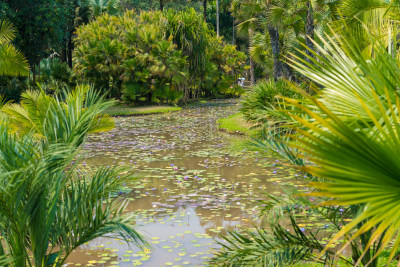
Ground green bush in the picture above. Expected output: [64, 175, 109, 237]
[0, 76, 28, 102]
[73, 9, 247, 104]
[206, 43, 247, 98]
[240, 79, 302, 127]
[36, 57, 74, 94]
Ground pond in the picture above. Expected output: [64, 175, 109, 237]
[66, 99, 298, 266]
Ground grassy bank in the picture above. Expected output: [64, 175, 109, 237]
[105, 105, 182, 116]
[217, 113, 255, 136]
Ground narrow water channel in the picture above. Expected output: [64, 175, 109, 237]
[66, 99, 297, 266]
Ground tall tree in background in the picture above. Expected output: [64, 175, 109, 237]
[267, 25, 283, 79]
[203, 0, 207, 20]
[232, 14, 235, 45]
[207, 0, 238, 45]
[232, 0, 284, 81]
[60, 0, 85, 68]
[60, 0, 119, 68]
[0, 0, 66, 84]
[216, 0, 220, 37]
[232, 0, 256, 84]
[264, 0, 283, 79]
[90, 0, 120, 17]
[305, 0, 314, 63]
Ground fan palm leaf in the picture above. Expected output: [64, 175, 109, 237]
[285, 30, 400, 265]
[330, 0, 400, 54]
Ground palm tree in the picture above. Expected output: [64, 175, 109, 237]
[305, 0, 314, 62]
[0, 86, 146, 266]
[232, 0, 257, 84]
[232, 0, 284, 81]
[266, 0, 336, 74]
[89, 0, 120, 17]
[1, 84, 115, 142]
[331, 0, 400, 54]
[0, 20, 29, 76]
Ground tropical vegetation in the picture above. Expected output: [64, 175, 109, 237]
[74, 9, 246, 103]
[0, 20, 29, 76]
[212, 1, 400, 266]
[3, 0, 400, 266]
[0, 86, 146, 266]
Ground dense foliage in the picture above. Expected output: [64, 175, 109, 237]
[240, 79, 302, 128]
[0, 20, 29, 102]
[0, 0, 247, 103]
[74, 9, 246, 104]
[5, 0, 400, 266]
[0, 86, 145, 266]
[213, 1, 400, 266]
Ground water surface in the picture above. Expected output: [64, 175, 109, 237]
[66, 100, 297, 266]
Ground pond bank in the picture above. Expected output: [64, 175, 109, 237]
[217, 112, 255, 136]
[105, 105, 182, 116]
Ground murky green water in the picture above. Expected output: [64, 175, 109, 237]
[66, 99, 298, 266]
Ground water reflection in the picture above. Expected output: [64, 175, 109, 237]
[66, 100, 295, 266]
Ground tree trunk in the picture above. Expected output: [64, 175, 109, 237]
[67, 31, 73, 68]
[160, 0, 164, 11]
[203, 0, 207, 21]
[267, 25, 283, 79]
[250, 57, 255, 86]
[32, 64, 36, 87]
[232, 16, 235, 45]
[60, 42, 67, 62]
[305, 1, 315, 63]
[216, 0, 219, 37]
[283, 62, 294, 81]
[249, 29, 255, 85]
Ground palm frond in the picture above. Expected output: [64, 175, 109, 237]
[0, 44, 29, 76]
[286, 30, 400, 265]
[211, 216, 335, 266]
[0, 88, 143, 266]
[0, 20, 16, 45]
[1, 85, 115, 145]
[54, 167, 147, 265]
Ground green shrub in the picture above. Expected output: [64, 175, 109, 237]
[240, 79, 302, 127]
[73, 9, 247, 104]
[0, 76, 28, 102]
[36, 57, 74, 94]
